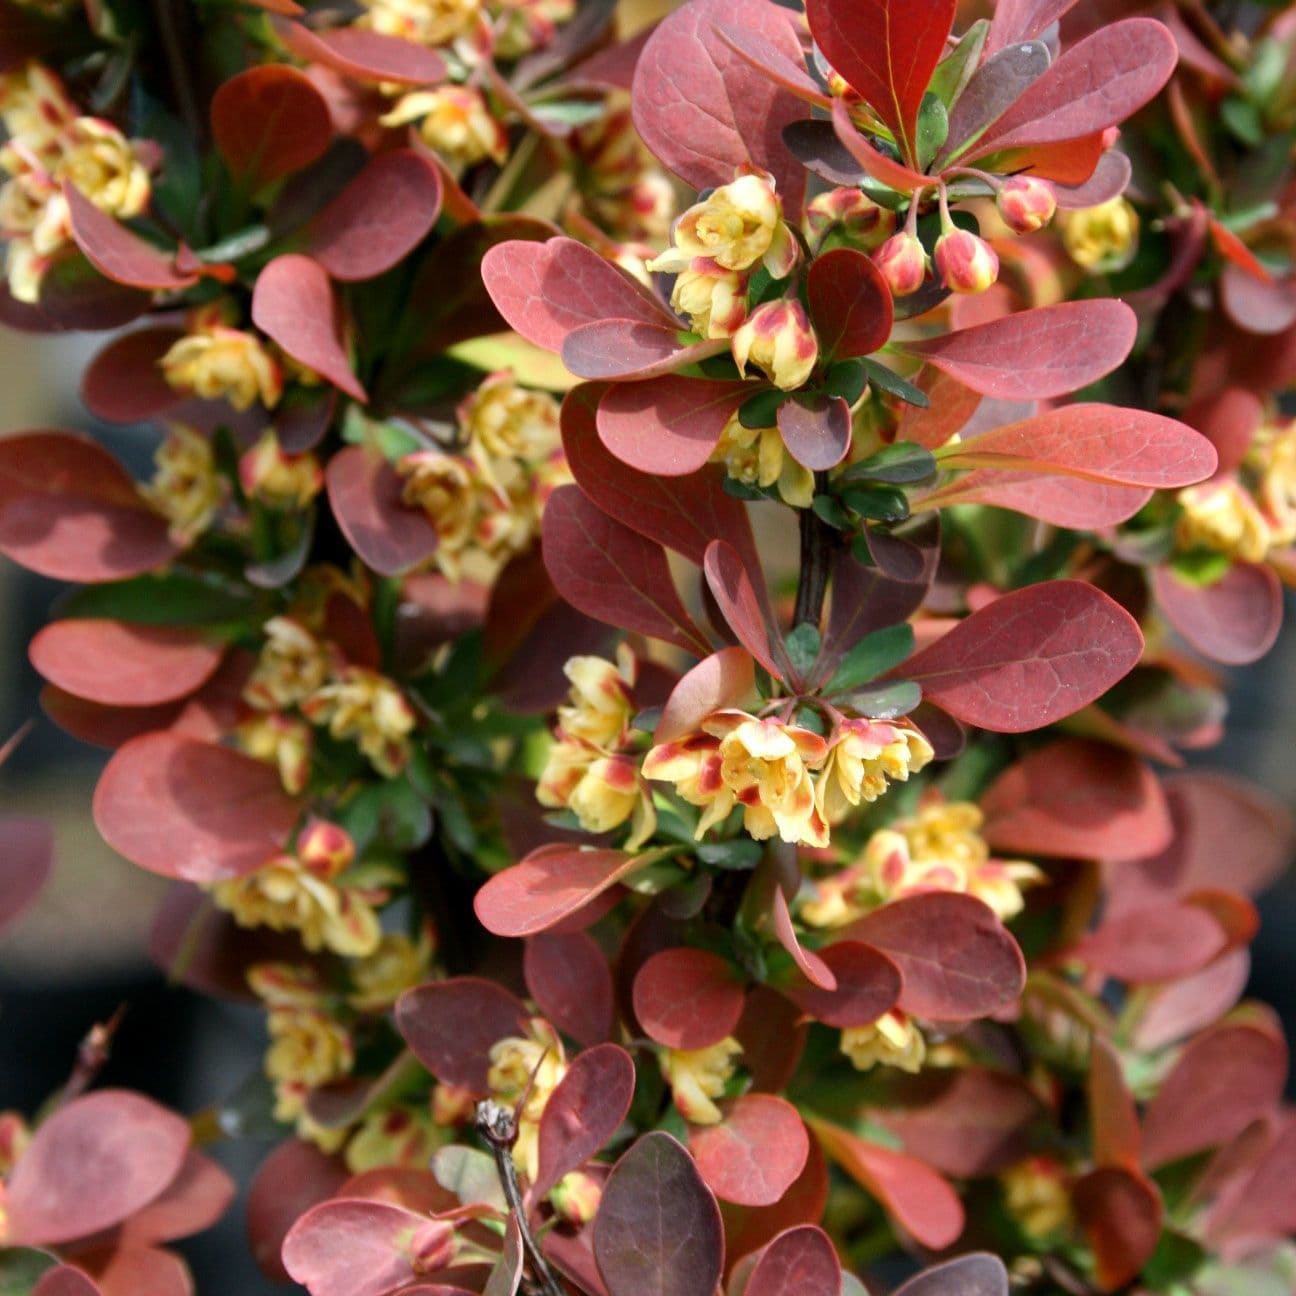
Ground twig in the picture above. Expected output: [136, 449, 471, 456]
[793, 493, 834, 629]
[57, 1004, 128, 1107]
[475, 1100, 565, 1296]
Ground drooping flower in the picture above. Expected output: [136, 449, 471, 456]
[138, 424, 225, 544]
[161, 307, 284, 411]
[815, 719, 934, 825]
[934, 226, 1000, 295]
[649, 172, 797, 276]
[840, 1010, 926, 1074]
[1176, 479, 1272, 564]
[348, 931, 435, 1012]
[731, 299, 819, 391]
[459, 371, 561, 469]
[236, 712, 313, 795]
[872, 231, 930, 296]
[660, 1036, 742, 1125]
[302, 665, 417, 776]
[1062, 196, 1139, 273]
[239, 429, 324, 509]
[1000, 1156, 1073, 1239]
[807, 186, 897, 251]
[712, 413, 814, 507]
[997, 176, 1057, 236]
[669, 258, 749, 339]
[244, 616, 333, 711]
[381, 86, 508, 166]
[555, 651, 636, 748]
[492, 0, 576, 59]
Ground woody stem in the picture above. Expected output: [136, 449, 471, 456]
[793, 488, 833, 629]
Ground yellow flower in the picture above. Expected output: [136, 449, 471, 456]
[1252, 419, 1296, 547]
[1062, 196, 1138, 274]
[556, 650, 636, 748]
[1001, 1157, 1073, 1239]
[359, 0, 481, 45]
[650, 173, 796, 276]
[669, 259, 748, 340]
[799, 863, 871, 929]
[239, 429, 324, 509]
[492, 0, 576, 59]
[398, 449, 479, 562]
[1176, 479, 1272, 564]
[431, 1083, 477, 1128]
[345, 1106, 444, 1174]
[58, 116, 149, 218]
[138, 424, 225, 544]
[549, 1170, 603, 1224]
[302, 666, 417, 776]
[236, 712, 313, 795]
[212, 856, 383, 957]
[816, 719, 934, 825]
[487, 1019, 567, 1180]
[0, 64, 77, 164]
[266, 1006, 354, 1088]
[660, 1037, 742, 1125]
[244, 616, 333, 711]
[162, 319, 284, 412]
[644, 711, 829, 847]
[569, 103, 675, 243]
[841, 1011, 925, 1074]
[348, 932, 434, 1012]
[247, 961, 329, 1009]
[712, 413, 814, 507]
[381, 86, 508, 166]
[459, 371, 560, 469]
[0, 1112, 30, 1177]
[731, 299, 819, 391]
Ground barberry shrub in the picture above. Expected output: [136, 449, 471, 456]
[0, 0, 1293, 1294]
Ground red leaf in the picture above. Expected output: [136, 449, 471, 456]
[770, 886, 836, 991]
[395, 978, 528, 1094]
[474, 845, 639, 938]
[940, 40, 1052, 165]
[720, 1137, 829, 1266]
[703, 538, 784, 679]
[899, 580, 1144, 733]
[211, 65, 333, 187]
[987, 132, 1105, 185]
[0, 815, 51, 935]
[524, 932, 614, 1047]
[92, 732, 300, 883]
[597, 377, 749, 476]
[561, 321, 726, 382]
[847, 893, 1025, 1021]
[895, 302, 1137, 400]
[735, 987, 808, 1093]
[632, 0, 806, 214]
[63, 186, 197, 292]
[690, 1095, 809, 1207]
[282, 1198, 431, 1296]
[1072, 1168, 1162, 1291]
[654, 647, 755, 744]
[919, 471, 1152, 528]
[829, 98, 929, 193]
[969, 19, 1176, 157]
[481, 237, 672, 353]
[713, 23, 831, 108]
[1052, 148, 1132, 209]
[986, 0, 1081, 54]
[123, 1148, 235, 1243]
[781, 939, 900, 1028]
[893, 1255, 1009, 1296]
[80, 327, 184, 424]
[742, 1225, 840, 1296]
[1090, 1036, 1141, 1171]
[1069, 903, 1228, 983]
[1183, 386, 1263, 475]
[30, 620, 223, 708]
[563, 384, 761, 575]
[535, 1043, 637, 1197]
[980, 739, 1173, 863]
[1141, 1022, 1288, 1170]
[633, 947, 746, 1050]
[543, 485, 710, 653]
[33, 1268, 100, 1296]
[325, 445, 438, 577]
[1220, 265, 1295, 335]
[806, 247, 893, 361]
[1132, 948, 1250, 1051]
[7, 1091, 190, 1247]
[306, 150, 441, 282]
[805, 0, 956, 165]
[247, 1141, 349, 1283]
[594, 1133, 724, 1296]
[1152, 562, 1283, 666]
[274, 19, 447, 85]
[776, 396, 851, 472]
[937, 404, 1216, 487]
[252, 255, 367, 402]
[811, 1121, 964, 1250]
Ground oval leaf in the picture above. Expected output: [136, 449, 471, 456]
[211, 64, 333, 187]
[781, 939, 901, 1028]
[633, 947, 746, 1050]
[524, 931, 614, 1047]
[561, 321, 725, 382]
[80, 327, 184, 424]
[281, 1198, 427, 1296]
[1152, 562, 1284, 666]
[326, 445, 438, 576]
[655, 647, 755, 744]
[776, 395, 851, 472]
[806, 248, 892, 361]
[703, 538, 784, 679]
[743, 1224, 840, 1296]
[474, 846, 639, 937]
[1072, 1167, 1162, 1291]
[63, 185, 196, 292]
[893, 1254, 1009, 1296]
[395, 978, 527, 1094]
[274, 19, 447, 85]
[689, 1095, 809, 1207]
[1069, 903, 1228, 984]
[597, 376, 749, 477]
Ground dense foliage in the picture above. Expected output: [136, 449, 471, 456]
[0, 0, 1294, 1293]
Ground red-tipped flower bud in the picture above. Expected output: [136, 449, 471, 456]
[934, 228, 1000, 294]
[297, 819, 355, 879]
[731, 298, 819, 391]
[997, 176, 1057, 235]
[872, 232, 930, 297]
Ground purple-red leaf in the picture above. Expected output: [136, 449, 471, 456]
[899, 581, 1144, 733]
[776, 396, 851, 471]
[80, 327, 184, 424]
[689, 1095, 809, 1207]
[920, 471, 1152, 528]
[893, 1255, 1008, 1296]
[246, 1141, 349, 1283]
[986, 0, 1081, 53]
[895, 302, 1137, 400]
[306, 150, 441, 282]
[29, 620, 223, 708]
[474, 846, 639, 937]
[593, 1133, 724, 1296]
[281, 1198, 435, 1296]
[7, 1090, 190, 1247]
[805, 0, 957, 165]
[770, 887, 836, 991]
[482, 237, 672, 354]
[524, 931, 614, 1047]
[633, 947, 745, 1050]
[1152, 562, 1284, 666]
[742, 1225, 840, 1296]
[848, 893, 1026, 1021]
[1072, 1167, 1162, 1291]
[252, 255, 367, 402]
[325, 445, 438, 577]
[597, 377, 749, 476]
[632, 0, 805, 213]
[92, 732, 300, 883]
[781, 939, 901, 1028]
[703, 538, 784, 679]
[1090, 1035, 1142, 1171]
[63, 186, 197, 292]
[941, 40, 1051, 164]
[654, 647, 756, 744]
[1068, 904, 1228, 984]
[0, 815, 51, 936]
[274, 19, 447, 85]
[211, 64, 333, 187]
[561, 321, 725, 382]
[543, 485, 710, 654]
[535, 1043, 636, 1197]
[395, 978, 527, 1094]
[806, 248, 892, 361]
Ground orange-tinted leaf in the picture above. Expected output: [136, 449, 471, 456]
[703, 538, 784, 679]
[474, 845, 639, 937]
[1072, 1167, 1162, 1291]
[721, 1137, 829, 1267]
[395, 978, 527, 1093]
[1089, 1036, 1141, 1171]
[828, 97, 929, 193]
[633, 947, 746, 1050]
[690, 1095, 809, 1207]
[535, 1043, 636, 1196]
[211, 65, 332, 187]
[920, 471, 1152, 528]
[33, 1268, 100, 1296]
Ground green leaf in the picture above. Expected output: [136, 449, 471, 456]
[859, 359, 930, 407]
[1142, 1231, 1207, 1290]
[839, 442, 938, 485]
[1222, 97, 1264, 147]
[1169, 548, 1233, 587]
[432, 1145, 508, 1211]
[56, 573, 260, 629]
[528, 98, 607, 128]
[915, 92, 950, 170]
[721, 476, 769, 501]
[928, 19, 990, 107]
[0, 1248, 58, 1296]
[737, 388, 786, 429]
[837, 679, 922, 719]
[784, 622, 821, 679]
[823, 358, 869, 405]
[812, 494, 851, 530]
[826, 623, 915, 693]
[842, 485, 910, 523]
[695, 838, 763, 870]
[339, 775, 433, 853]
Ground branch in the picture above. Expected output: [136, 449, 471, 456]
[793, 494, 834, 629]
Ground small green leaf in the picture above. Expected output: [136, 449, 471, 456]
[823, 358, 869, 405]
[721, 476, 768, 501]
[339, 775, 433, 853]
[859, 359, 930, 407]
[915, 92, 950, 171]
[1221, 97, 1264, 147]
[826, 623, 915, 693]
[528, 98, 607, 128]
[738, 388, 786, 429]
[1169, 548, 1233, 587]
[812, 494, 851, 530]
[842, 485, 911, 523]
[0, 1248, 58, 1296]
[784, 622, 822, 679]
[839, 442, 938, 485]
[695, 838, 763, 870]
[56, 573, 259, 628]
[928, 19, 990, 107]
[838, 679, 922, 719]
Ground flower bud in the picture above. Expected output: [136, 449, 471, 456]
[296, 819, 355, 879]
[550, 1171, 603, 1224]
[996, 176, 1056, 235]
[730, 298, 818, 391]
[239, 429, 324, 509]
[934, 227, 1000, 294]
[806, 187, 896, 251]
[872, 232, 930, 297]
[670, 258, 748, 339]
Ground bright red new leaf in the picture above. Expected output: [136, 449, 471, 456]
[210, 65, 333, 188]
[1089, 1036, 1142, 1171]
[633, 947, 746, 1050]
[689, 1095, 809, 1207]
